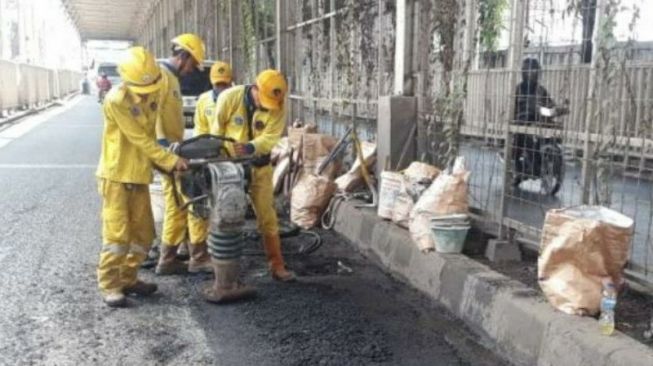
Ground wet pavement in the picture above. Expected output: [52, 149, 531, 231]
[0, 96, 509, 365]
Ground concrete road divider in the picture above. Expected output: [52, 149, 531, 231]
[333, 201, 653, 366]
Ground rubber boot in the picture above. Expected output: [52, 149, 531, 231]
[155, 244, 188, 275]
[188, 242, 213, 273]
[202, 259, 256, 304]
[123, 280, 158, 296]
[263, 234, 296, 282]
[101, 291, 127, 308]
[176, 242, 190, 261]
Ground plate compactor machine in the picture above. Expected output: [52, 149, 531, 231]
[171, 134, 257, 303]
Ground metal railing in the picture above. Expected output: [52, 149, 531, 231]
[0, 59, 82, 115]
[135, 0, 653, 286]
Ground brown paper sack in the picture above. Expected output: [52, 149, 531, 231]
[538, 206, 633, 316]
[291, 174, 337, 229]
[402, 161, 440, 200]
[334, 142, 377, 193]
[403, 162, 440, 183]
[287, 123, 318, 149]
[301, 133, 337, 174]
[409, 158, 470, 251]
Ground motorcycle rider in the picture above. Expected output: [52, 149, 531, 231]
[96, 73, 112, 103]
[512, 58, 563, 186]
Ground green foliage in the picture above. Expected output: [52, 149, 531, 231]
[241, 0, 256, 80]
[478, 0, 508, 52]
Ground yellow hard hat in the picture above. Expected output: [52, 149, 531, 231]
[210, 61, 232, 85]
[256, 69, 287, 111]
[118, 47, 162, 95]
[171, 33, 206, 70]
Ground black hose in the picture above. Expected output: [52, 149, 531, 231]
[241, 220, 323, 257]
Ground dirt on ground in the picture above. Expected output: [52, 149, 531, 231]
[178, 229, 510, 366]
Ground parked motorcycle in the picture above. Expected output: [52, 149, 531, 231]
[511, 105, 569, 196]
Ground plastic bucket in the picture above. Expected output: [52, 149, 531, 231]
[430, 224, 470, 253]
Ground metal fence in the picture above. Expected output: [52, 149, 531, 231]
[0, 59, 82, 115]
[457, 0, 653, 285]
[137, 0, 653, 285]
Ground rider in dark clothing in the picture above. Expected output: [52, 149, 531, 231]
[512, 58, 555, 183]
[514, 58, 554, 124]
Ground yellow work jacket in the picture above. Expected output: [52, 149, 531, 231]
[96, 85, 178, 184]
[210, 85, 285, 155]
[156, 63, 184, 143]
[193, 90, 216, 136]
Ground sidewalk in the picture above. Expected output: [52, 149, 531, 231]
[332, 201, 653, 366]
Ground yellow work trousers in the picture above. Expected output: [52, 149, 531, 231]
[250, 166, 279, 236]
[161, 175, 209, 246]
[97, 179, 155, 293]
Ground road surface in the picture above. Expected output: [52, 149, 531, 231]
[0, 96, 509, 366]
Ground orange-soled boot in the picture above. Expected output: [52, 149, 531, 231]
[263, 234, 296, 282]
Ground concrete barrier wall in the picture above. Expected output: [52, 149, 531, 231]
[0, 60, 82, 113]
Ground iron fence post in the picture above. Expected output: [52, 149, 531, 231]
[497, 0, 526, 239]
[580, 0, 606, 204]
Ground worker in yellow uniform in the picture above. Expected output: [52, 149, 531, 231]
[175, 61, 234, 274]
[96, 47, 188, 308]
[194, 61, 233, 135]
[154, 33, 213, 275]
[206, 69, 296, 299]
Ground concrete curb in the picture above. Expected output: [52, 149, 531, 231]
[0, 109, 38, 129]
[332, 201, 653, 366]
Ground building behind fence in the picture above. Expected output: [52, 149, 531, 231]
[136, 0, 653, 285]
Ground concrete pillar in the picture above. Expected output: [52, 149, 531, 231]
[497, 0, 527, 239]
[377, 96, 418, 174]
[393, 0, 409, 95]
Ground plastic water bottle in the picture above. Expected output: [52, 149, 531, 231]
[599, 283, 617, 336]
[644, 308, 653, 340]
